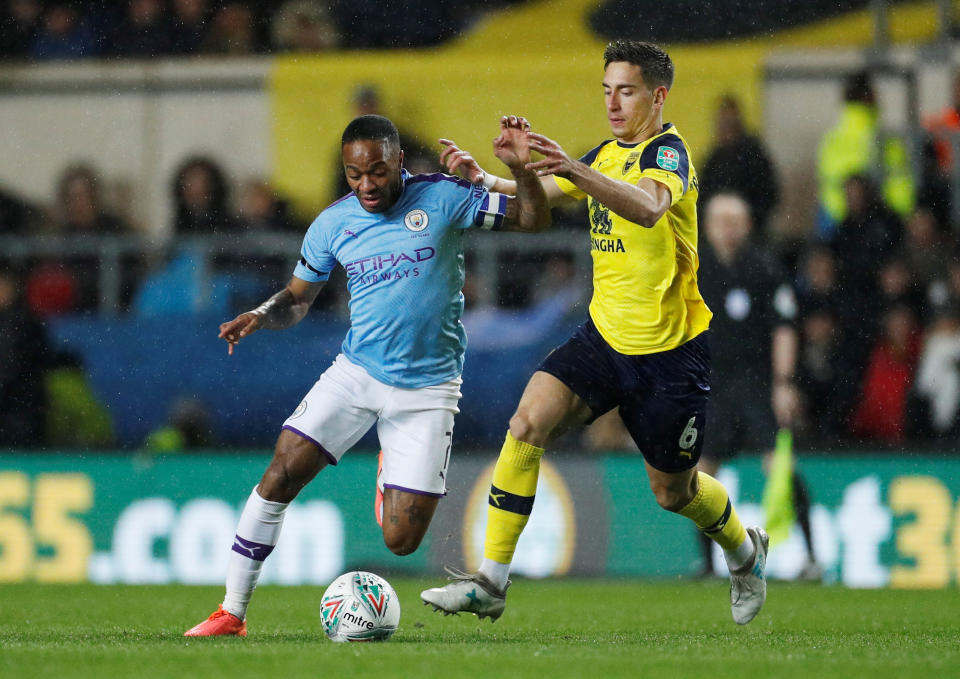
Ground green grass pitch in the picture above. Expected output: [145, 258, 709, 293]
[3, 579, 958, 678]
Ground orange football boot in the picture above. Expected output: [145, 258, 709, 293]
[184, 605, 247, 637]
[375, 450, 385, 527]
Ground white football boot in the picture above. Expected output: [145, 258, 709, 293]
[730, 527, 769, 625]
[420, 568, 509, 621]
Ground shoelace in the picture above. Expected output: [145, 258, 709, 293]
[442, 565, 475, 581]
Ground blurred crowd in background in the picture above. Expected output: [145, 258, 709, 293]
[0, 0, 523, 57]
[2, 1, 960, 452]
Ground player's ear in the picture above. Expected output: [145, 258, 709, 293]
[398, 149, 405, 170]
[654, 86, 668, 108]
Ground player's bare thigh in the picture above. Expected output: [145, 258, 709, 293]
[381, 488, 439, 556]
[509, 370, 594, 448]
[258, 428, 330, 503]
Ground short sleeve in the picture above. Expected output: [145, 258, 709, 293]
[638, 135, 690, 206]
[292, 216, 336, 282]
[553, 175, 586, 200]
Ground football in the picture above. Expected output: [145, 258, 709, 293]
[319, 571, 401, 642]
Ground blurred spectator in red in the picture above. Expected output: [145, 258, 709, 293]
[171, 0, 210, 54]
[171, 155, 236, 235]
[37, 163, 136, 313]
[24, 263, 76, 315]
[911, 308, 960, 439]
[111, 0, 175, 57]
[698, 94, 780, 238]
[30, 2, 96, 60]
[850, 303, 921, 444]
[202, 2, 257, 54]
[0, 269, 50, 447]
[271, 0, 339, 52]
[0, 0, 43, 59]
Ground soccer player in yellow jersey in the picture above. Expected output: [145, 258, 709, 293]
[421, 41, 769, 625]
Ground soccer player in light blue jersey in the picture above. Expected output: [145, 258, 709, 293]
[185, 113, 550, 637]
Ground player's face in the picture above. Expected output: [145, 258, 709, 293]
[603, 61, 665, 142]
[342, 139, 404, 213]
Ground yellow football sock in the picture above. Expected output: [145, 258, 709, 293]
[483, 431, 544, 564]
[678, 472, 747, 552]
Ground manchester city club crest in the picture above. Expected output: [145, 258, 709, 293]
[404, 209, 429, 232]
[290, 400, 307, 419]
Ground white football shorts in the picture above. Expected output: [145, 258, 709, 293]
[282, 354, 462, 497]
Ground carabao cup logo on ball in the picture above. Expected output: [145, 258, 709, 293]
[404, 209, 429, 232]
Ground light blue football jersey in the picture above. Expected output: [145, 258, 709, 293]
[293, 170, 508, 388]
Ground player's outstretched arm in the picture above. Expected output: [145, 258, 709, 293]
[439, 135, 569, 206]
[218, 277, 324, 355]
[493, 115, 551, 233]
[527, 132, 671, 227]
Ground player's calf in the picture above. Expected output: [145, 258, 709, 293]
[380, 488, 439, 556]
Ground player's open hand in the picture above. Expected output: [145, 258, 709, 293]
[218, 312, 264, 355]
[492, 115, 532, 172]
[438, 139, 485, 185]
[526, 132, 576, 179]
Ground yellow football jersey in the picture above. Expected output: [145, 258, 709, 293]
[554, 124, 712, 355]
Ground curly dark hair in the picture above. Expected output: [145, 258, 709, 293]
[603, 41, 674, 91]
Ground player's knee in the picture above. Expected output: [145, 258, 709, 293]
[508, 409, 548, 447]
[259, 462, 297, 502]
[259, 451, 306, 502]
[650, 479, 695, 513]
[383, 531, 422, 556]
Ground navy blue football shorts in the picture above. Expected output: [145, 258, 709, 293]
[538, 319, 711, 473]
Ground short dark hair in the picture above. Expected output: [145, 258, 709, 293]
[603, 41, 674, 90]
[341, 114, 399, 148]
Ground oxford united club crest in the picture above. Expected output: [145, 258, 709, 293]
[404, 209, 429, 232]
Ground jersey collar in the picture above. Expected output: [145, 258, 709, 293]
[615, 122, 674, 148]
